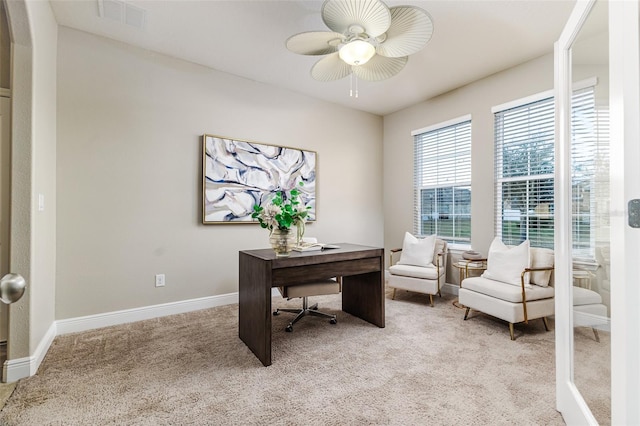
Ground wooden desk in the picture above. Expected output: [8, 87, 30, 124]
[239, 243, 385, 366]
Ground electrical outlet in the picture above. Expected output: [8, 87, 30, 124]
[155, 274, 165, 287]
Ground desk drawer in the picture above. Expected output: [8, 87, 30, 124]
[272, 257, 381, 286]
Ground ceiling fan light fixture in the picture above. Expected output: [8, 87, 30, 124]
[338, 39, 376, 66]
[286, 0, 434, 82]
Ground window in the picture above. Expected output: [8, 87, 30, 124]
[494, 96, 555, 249]
[571, 86, 609, 260]
[413, 116, 471, 245]
[494, 85, 602, 259]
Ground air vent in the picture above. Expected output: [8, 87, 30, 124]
[97, 0, 146, 30]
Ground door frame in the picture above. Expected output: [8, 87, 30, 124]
[554, 0, 597, 423]
[608, 1, 640, 424]
[555, 0, 640, 424]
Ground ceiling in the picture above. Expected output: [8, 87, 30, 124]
[49, 0, 577, 116]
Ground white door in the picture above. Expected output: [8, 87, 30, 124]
[555, 0, 640, 424]
[0, 95, 10, 343]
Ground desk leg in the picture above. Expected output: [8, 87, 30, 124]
[342, 270, 385, 328]
[239, 253, 272, 366]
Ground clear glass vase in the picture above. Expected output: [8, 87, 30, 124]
[269, 228, 295, 257]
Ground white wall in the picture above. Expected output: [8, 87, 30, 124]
[383, 53, 556, 272]
[56, 27, 383, 320]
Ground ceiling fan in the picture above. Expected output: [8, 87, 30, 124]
[286, 0, 434, 82]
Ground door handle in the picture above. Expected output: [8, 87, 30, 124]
[0, 273, 26, 304]
[629, 199, 640, 228]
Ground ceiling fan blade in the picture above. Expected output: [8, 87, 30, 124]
[311, 53, 353, 81]
[352, 54, 407, 81]
[376, 6, 434, 58]
[286, 31, 344, 55]
[322, 0, 391, 38]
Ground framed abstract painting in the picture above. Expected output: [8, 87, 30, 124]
[202, 134, 317, 224]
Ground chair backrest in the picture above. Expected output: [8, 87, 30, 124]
[433, 239, 448, 266]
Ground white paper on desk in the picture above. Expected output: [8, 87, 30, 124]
[292, 243, 340, 252]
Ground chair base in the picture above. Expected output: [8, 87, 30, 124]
[274, 297, 337, 332]
[464, 307, 550, 341]
[391, 287, 440, 307]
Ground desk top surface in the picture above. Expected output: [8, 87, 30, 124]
[240, 243, 383, 262]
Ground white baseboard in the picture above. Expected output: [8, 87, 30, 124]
[442, 282, 459, 296]
[56, 292, 239, 335]
[3, 322, 56, 383]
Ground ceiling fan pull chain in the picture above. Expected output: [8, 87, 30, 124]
[349, 73, 359, 98]
[349, 73, 353, 97]
[355, 73, 359, 98]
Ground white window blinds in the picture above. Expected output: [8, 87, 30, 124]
[413, 118, 471, 244]
[571, 86, 608, 260]
[494, 85, 602, 258]
[494, 96, 555, 249]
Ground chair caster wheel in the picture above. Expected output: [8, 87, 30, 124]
[330, 318, 337, 325]
[273, 311, 279, 316]
[285, 325, 293, 332]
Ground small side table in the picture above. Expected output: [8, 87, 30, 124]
[453, 259, 487, 308]
[453, 259, 488, 283]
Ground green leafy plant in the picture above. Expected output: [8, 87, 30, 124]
[251, 182, 311, 232]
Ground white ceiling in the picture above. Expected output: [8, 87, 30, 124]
[49, 0, 577, 116]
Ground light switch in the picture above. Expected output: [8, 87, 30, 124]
[38, 194, 45, 212]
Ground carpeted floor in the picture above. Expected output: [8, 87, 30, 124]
[0, 289, 609, 425]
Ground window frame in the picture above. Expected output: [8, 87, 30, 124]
[412, 115, 472, 247]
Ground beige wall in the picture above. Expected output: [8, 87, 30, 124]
[56, 27, 383, 319]
[383, 53, 556, 270]
[30, 0, 57, 353]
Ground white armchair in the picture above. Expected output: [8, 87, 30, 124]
[573, 286, 608, 342]
[388, 233, 448, 307]
[459, 239, 555, 340]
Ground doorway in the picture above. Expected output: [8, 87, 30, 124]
[0, 0, 10, 381]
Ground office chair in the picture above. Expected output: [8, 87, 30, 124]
[273, 237, 340, 332]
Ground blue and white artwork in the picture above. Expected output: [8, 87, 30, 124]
[202, 135, 316, 224]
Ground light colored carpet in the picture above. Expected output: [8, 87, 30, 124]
[0, 383, 16, 410]
[0, 289, 607, 425]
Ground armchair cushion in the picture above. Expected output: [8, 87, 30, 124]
[481, 238, 531, 287]
[389, 263, 440, 280]
[573, 286, 603, 306]
[462, 276, 554, 303]
[280, 279, 341, 299]
[397, 233, 436, 268]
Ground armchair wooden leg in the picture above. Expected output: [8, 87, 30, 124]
[392, 288, 396, 300]
[429, 294, 434, 307]
[463, 307, 470, 320]
[592, 328, 601, 343]
[509, 323, 515, 340]
[542, 317, 550, 332]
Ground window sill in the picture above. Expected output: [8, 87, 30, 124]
[447, 243, 472, 252]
